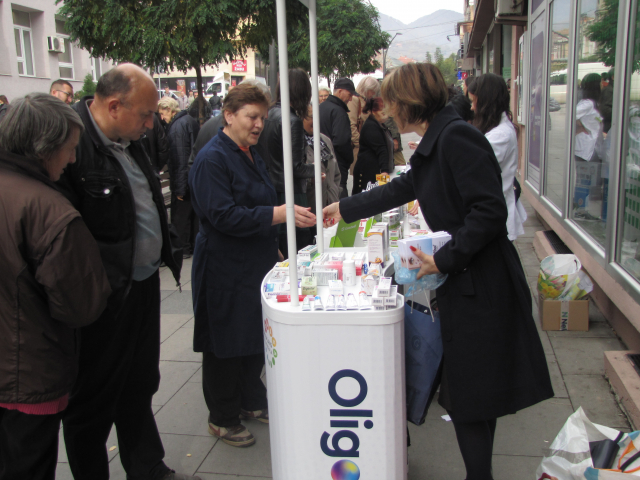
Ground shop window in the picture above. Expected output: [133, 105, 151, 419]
[55, 19, 74, 79]
[569, 0, 619, 247]
[617, 4, 640, 281]
[544, 0, 571, 211]
[13, 9, 34, 76]
[527, 11, 546, 192]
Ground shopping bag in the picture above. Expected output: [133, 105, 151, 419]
[535, 407, 640, 479]
[404, 300, 443, 426]
[538, 254, 593, 301]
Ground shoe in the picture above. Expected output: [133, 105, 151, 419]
[162, 471, 203, 480]
[208, 421, 256, 447]
[240, 408, 269, 424]
[182, 253, 192, 259]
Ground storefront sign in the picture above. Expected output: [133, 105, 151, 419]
[232, 60, 247, 72]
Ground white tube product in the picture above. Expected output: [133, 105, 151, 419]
[343, 260, 356, 286]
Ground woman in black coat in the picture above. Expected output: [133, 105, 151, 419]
[261, 68, 316, 256]
[323, 63, 553, 480]
[189, 84, 315, 448]
[352, 97, 394, 195]
[158, 96, 201, 256]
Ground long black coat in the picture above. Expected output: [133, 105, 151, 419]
[352, 116, 394, 194]
[340, 105, 553, 422]
[189, 130, 279, 358]
[167, 110, 200, 198]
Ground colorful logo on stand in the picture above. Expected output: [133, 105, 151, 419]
[331, 460, 360, 480]
[263, 318, 277, 367]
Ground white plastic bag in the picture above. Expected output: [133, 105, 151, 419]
[536, 407, 640, 479]
[538, 254, 583, 300]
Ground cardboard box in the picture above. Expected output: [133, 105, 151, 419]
[539, 298, 589, 331]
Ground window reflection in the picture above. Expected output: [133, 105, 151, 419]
[618, 4, 640, 281]
[545, 0, 571, 210]
[570, 0, 618, 246]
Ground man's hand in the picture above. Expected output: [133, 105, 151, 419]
[177, 196, 184, 201]
[294, 205, 316, 228]
[322, 202, 342, 227]
[409, 200, 420, 216]
[408, 141, 419, 150]
[410, 246, 441, 279]
[278, 250, 285, 262]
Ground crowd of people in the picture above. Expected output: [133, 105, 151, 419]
[0, 61, 553, 480]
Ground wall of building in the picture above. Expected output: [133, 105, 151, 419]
[0, 0, 113, 102]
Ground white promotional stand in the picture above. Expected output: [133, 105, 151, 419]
[264, 0, 409, 478]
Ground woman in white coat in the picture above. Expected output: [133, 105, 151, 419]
[468, 74, 527, 241]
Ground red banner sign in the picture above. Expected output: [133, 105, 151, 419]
[232, 60, 247, 72]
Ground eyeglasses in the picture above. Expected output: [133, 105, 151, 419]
[54, 90, 74, 102]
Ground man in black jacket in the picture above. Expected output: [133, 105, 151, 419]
[208, 91, 222, 115]
[142, 112, 170, 173]
[58, 64, 199, 480]
[319, 78, 360, 198]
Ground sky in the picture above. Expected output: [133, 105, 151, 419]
[367, 0, 463, 25]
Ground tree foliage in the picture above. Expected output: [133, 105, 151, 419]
[584, 0, 618, 68]
[425, 52, 433, 63]
[434, 47, 444, 65]
[74, 73, 97, 101]
[433, 52, 458, 86]
[282, 0, 390, 86]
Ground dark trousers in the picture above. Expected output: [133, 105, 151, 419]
[202, 352, 268, 428]
[62, 271, 170, 480]
[0, 408, 61, 480]
[171, 193, 199, 254]
[448, 410, 497, 480]
[338, 161, 349, 198]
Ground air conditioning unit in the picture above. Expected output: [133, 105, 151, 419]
[495, 0, 527, 24]
[47, 36, 65, 53]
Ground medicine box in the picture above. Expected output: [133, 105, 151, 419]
[328, 280, 344, 296]
[372, 288, 385, 306]
[367, 227, 386, 267]
[298, 244, 318, 261]
[378, 277, 392, 296]
[384, 286, 398, 306]
[301, 276, 317, 296]
[374, 304, 386, 311]
[397, 237, 433, 270]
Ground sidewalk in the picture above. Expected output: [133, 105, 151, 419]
[55, 204, 631, 480]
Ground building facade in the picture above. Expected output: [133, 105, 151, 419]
[461, 0, 640, 354]
[0, 0, 114, 101]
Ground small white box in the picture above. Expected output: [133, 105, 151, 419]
[360, 274, 378, 295]
[384, 286, 398, 306]
[378, 277, 392, 296]
[330, 252, 346, 261]
[298, 244, 318, 261]
[372, 288, 385, 306]
[328, 280, 343, 296]
[374, 304, 386, 311]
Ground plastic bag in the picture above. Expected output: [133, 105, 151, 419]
[390, 250, 447, 296]
[538, 254, 591, 300]
[536, 407, 640, 479]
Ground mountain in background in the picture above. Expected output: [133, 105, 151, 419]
[378, 10, 463, 63]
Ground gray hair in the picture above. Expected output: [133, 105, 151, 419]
[240, 78, 272, 103]
[356, 76, 381, 97]
[158, 96, 180, 114]
[0, 92, 84, 162]
[319, 87, 331, 95]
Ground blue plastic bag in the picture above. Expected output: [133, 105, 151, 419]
[391, 250, 447, 296]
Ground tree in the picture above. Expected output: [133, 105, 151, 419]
[434, 52, 458, 86]
[282, 0, 390, 87]
[434, 47, 444, 65]
[425, 52, 433, 63]
[56, 0, 307, 123]
[74, 73, 97, 101]
[584, 0, 618, 68]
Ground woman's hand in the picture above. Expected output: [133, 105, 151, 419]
[278, 249, 285, 262]
[272, 204, 316, 228]
[322, 202, 342, 227]
[408, 141, 419, 150]
[410, 246, 441, 279]
[409, 200, 420, 216]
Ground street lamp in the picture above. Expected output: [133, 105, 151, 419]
[382, 32, 402, 78]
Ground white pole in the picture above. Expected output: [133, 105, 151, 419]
[309, 0, 324, 254]
[276, 0, 300, 306]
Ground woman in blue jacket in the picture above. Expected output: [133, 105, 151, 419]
[189, 84, 315, 448]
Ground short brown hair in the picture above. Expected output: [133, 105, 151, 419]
[222, 83, 270, 126]
[381, 63, 448, 126]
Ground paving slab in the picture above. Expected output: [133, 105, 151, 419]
[550, 336, 626, 375]
[546, 354, 569, 398]
[518, 247, 542, 267]
[160, 327, 202, 363]
[154, 381, 210, 437]
[493, 454, 544, 480]
[189, 366, 203, 383]
[160, 267, 180, 291]
[492, 398, 574, 457]
[162, 289, 177, 301]
[546, 320, 617, 338]
[161, 290, 194, 315]
[54, 462, 74, 480]
[161, 313, 194, 342]
[563, 374, 631, 430]
[154, 360, 202, 406]
[109, 433, 217, 479]
[197, 420, 272, 477]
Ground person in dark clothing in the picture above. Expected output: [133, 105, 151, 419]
[57, 64, 196, 480]
[449, 93, 474, 122]
[142, 112, 170, 173]
[385, 116, 406, 166]
[209, 91, 222, 116]
[352, 97, 394, 195]
[319, 78, 360, 198]
[189, 94, 212, 124]
[0, 93, 111, 480]
[189, 83, 315, 448]
[600, 69, 614, 134]
[262, 68, 316, 257]
[159, 96, 201, 257]
[323, 63, 553, 480]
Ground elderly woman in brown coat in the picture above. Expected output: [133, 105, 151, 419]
[0, 93, 110, 480]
